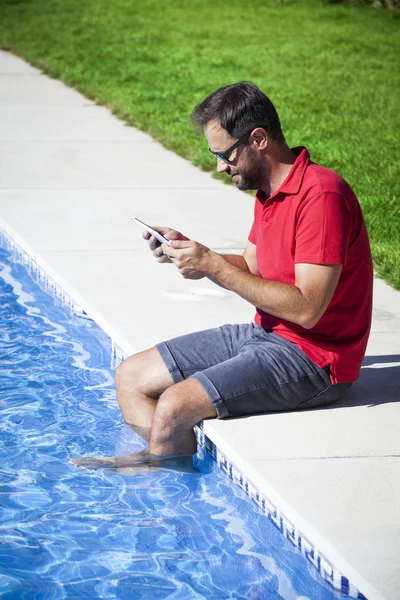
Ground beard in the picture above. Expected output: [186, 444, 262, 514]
[229, 147, 267, 191]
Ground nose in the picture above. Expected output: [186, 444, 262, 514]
[216, 157, 229, 174]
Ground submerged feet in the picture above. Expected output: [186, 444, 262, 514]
[69, 448, 150, 470]
[69, 449, 196, 474]
[105, 456, 198, 476]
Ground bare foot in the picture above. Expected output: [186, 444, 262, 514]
[69, 451, 196, 473]
[105, 465, 167, 476]
[69, 448, 150, 470]
[106, 455, 197, 476]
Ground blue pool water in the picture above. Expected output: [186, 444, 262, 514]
[0, 244, 347, 600]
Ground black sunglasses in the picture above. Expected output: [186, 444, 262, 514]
[208, 131, 253, 164]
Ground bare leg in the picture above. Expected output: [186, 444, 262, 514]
[70, 375, 217, 472]
[70, 347, 174, 469]
[103, 378, 217, 471]
[148, 378, 217, 457]
[115, 347, 175, 440]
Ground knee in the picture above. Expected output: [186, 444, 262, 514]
[115, 355, 141, 389]
[154, 388, 181, 424]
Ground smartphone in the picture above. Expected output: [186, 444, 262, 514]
[133, 218, 170, 245]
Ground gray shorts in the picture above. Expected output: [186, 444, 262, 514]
[156, 323, 351, 419]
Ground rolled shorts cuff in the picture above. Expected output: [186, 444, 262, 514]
[190, 372, 229, 419]
[155, 341, 185, 384]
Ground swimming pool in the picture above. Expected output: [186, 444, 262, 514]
[0, 242, 358, 600]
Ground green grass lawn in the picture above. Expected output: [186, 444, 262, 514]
[1, 0, 399, 287]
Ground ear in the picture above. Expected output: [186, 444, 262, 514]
[250, 127, 268, 151]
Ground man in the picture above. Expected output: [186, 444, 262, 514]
[71, 82, 373, 472]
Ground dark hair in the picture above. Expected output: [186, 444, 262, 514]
[191, 81, 285, 142]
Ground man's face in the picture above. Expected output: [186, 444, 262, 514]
[204, 120, 267, 191]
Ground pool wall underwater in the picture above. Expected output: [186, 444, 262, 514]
[0, 219, 368, 600]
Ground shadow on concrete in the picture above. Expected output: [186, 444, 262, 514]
[336, 354, 400, 408]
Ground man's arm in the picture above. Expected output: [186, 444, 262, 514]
[144, 228, 256, 274]
[208, 256, 342, 329]
[216, 254, 248, 269]
[208, 240, 260, 287]
[217, 240, 259, 273]
[163, 239, 342, 329]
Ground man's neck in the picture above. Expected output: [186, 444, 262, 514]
[261, 145, 297, 197]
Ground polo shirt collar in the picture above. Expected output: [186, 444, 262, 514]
[256, 146, 310, 203]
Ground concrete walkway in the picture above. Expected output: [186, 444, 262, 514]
[1, 51, 399, 600]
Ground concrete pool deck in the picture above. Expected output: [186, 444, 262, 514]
[1, 51, 399, 600]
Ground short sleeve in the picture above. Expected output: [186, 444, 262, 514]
[295, 192, 352, 265]
[248, 197, 262, 244]
[248, 220, 257, 244]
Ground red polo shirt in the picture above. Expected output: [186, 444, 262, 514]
[248, 147, 373, 384]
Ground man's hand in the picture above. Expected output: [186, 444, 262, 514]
[143, 226, 189, 264]
[161, 239, 216, 280]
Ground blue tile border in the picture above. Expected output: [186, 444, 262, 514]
[0, 227, 88, 318]
[194, 427, 367, 599]
[0, 223, 368, 600]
